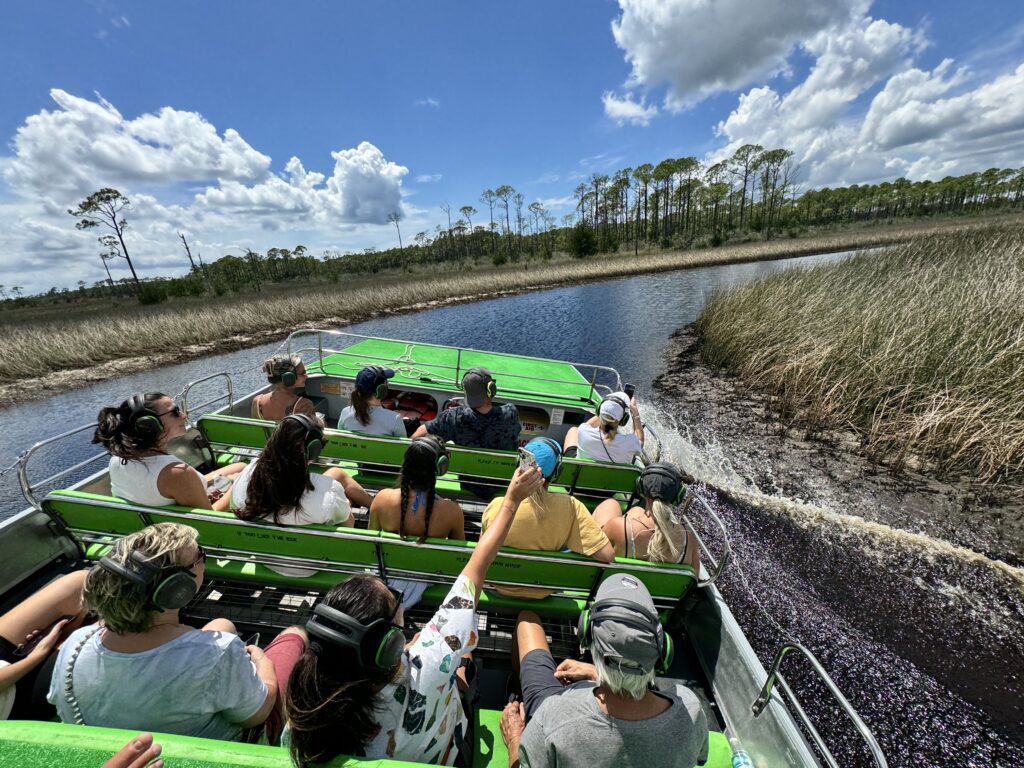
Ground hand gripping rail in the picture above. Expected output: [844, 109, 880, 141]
[680, 490, 732, 588]
[283, 328, 624, 403]
[754, 641, 889, 768]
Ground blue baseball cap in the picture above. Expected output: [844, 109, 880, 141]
[355, 365, 395, 395]
[525, 438, 560, 479]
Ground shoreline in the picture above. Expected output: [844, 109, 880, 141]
[653, 326, 1024, 568]
[2, 216, 1014, 411]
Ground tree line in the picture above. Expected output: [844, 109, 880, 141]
[4, 152, 1022, 308]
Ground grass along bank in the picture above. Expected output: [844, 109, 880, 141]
[696, 222, 1024, 483]
[0, 216, 1014, 408]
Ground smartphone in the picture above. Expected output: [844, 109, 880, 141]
[624, 383, 636, 399]
[244, 632, 261, 647]
[13, 614, 75, 657]
[517, 447, 538, 473]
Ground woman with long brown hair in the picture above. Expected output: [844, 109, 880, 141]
[339, 365, 407, 437]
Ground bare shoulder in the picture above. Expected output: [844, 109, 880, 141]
[371, 488, 400, 509]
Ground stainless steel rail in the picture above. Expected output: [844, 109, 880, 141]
[754, 641, 889, 768]
[17, 423, 107, 511]
[181, 372, 234, 419]
[681, 490, 732, 588]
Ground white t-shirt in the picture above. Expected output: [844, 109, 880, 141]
[367, 575, 478, 765]
[48, 627, 267, 741]
[576, 424, 642, 465]
[229, 461, 352, 525]
[339, 404, 407, 437]
[109, 454, 204, 507]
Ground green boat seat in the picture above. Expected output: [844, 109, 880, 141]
[0, 717, 732, 768]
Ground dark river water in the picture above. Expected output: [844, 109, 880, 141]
[1, 249, 1021, 766]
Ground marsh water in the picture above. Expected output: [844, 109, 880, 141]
[1, 249, 1021, 766]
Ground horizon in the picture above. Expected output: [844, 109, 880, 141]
[1, 0, 1022, 294]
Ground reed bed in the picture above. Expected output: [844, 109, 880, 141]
[0, 218, 1007, 389]
[696, 222, 1024, 482]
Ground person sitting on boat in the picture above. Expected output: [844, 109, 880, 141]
[339, 365, 407, 437]
[250, 354, 317, 422]
[412, 368, 521, 499]
[280, 466, 544, 767]
[500, 575, 709, 768]
[481, 438, 614, 599]
[0, 570, 88, 722]
[48, 523, 306, 744]
[563, 391, 643, 465]
[230, 413, 373, 520]
[94, 392, 245, 511]
[591, 463, 700, 570]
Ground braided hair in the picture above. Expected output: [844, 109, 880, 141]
[396, 438, 442, 543]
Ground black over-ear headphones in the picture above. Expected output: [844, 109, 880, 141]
[464, 368, 497, 399]
[268, 356, 299, 387]
[284, 413, 325, 462]
[635, 462, 687, 507]
[127, 394, 164, 439]
[600, 394, 631, 427]
[577, 597, 674, 674]
[363, 366, 392, 400]
[411, 436, 450, 476]
[306, 602, 406, 671]
[529, 437, 563, 481]
[98, 549, 198, 612]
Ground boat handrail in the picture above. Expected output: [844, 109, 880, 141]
[17, 422, 107, 511]
[681, 490, 731, 588]
[754, 641, 889, 768]
[284, 328, 623, 400]
[180, 372, 234, 418]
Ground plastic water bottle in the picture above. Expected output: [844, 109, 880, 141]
[729, 737, 754, 768]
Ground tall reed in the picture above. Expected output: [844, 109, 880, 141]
[696, 223, 1024, 482]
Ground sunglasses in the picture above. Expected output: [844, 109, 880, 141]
[156, 405, 183, 419]
[188, 544, 208, 569]
[388, 587, 405, 623]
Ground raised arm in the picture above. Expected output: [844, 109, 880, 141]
[630, 395, 644, 445]
[462, 467, 542, 600]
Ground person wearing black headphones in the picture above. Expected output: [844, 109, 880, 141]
[340, 366, 407, 437]
[47, 523, 302, 743]
[94, 392, 245, 511]
[500, 574, 709, 768]
[563, 390, 643, 465]
[279, 465, 544, 767]
[251, 354, 317, 422]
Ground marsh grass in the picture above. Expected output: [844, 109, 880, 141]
[0, 217, 1012, 391]
[696, 222, 1024, 482]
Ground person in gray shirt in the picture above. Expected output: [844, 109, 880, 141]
[340, 366, 407, 437]
[500, 574, 708, 768]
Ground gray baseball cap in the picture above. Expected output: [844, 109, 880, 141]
[461, 368, 494, 409]
[589, 574, 663, 675]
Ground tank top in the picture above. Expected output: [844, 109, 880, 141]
[109, 454, 203, 507]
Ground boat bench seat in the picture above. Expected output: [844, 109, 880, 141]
[0, 718, 732, 767]
[43, 489, 697, 616]
[197, 414, 643, 507]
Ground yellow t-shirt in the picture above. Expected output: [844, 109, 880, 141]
[481, 492, 610, 598]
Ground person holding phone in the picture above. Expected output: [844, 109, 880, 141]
[563, 387, 643, 465]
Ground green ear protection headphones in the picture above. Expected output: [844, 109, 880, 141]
[98, 549, 198, 612]
[127, 394, 164, 439]
[268, 355, 300, 387]
[577, 597, 674, 674]
[464, 368, 497, 399]
[411, 435, 450, 476]
[306, 602, 406, 671]
[635, 462, 687, 506]
[284, 413, 325, 462]
[600, 394, 631, 427]
[363, 366, 392, 400]
[529, 436, 563, 480]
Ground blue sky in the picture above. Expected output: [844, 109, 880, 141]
[1, 0, 1021, 293]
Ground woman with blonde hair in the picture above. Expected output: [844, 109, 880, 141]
[47, 523, 303, 742]
[563, 390, 643, 465]
[592, 463, 700, 569]
[251, 354, 317, 422]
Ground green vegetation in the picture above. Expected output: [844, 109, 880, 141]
[0, 223, 971, 388]
[696, 222, 1024, 483]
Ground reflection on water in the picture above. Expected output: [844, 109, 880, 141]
[2, 247, 1020, 766]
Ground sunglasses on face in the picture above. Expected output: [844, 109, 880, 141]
[156, 405, 183, 419]
[388, 587, 405, 623]
[188, 544, 208, 569]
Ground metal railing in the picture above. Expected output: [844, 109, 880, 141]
[180, 372, 234, 419]
[17, 423, 108, 511]
[754, 641, 889, 768]
[284, 328, 623, 404]
[679, 490, 732, 588]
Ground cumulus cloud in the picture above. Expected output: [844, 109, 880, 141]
[0, 91, 410, 293]
[611, 0, 861, 110]
[602, 91, 659, 126]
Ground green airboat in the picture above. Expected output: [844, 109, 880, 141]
[0, 329, 887, 767]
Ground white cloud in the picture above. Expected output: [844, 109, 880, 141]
[414, 97, 440, 108]
[602, 91, 659, 126]
[611, 0, 861, 110]
[415, 173, 443, 183]
[0, 91, 411, 293]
